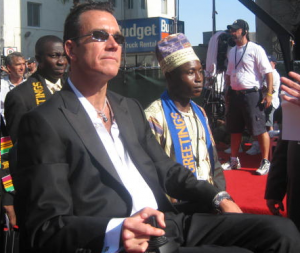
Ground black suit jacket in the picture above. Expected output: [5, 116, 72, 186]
[14, 82, 219, 253]
[4, 71, 64, 143]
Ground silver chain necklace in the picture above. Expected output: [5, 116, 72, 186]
[95, 97, 108, 123]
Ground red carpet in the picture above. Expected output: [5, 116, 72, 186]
[217, 143, 287, 216]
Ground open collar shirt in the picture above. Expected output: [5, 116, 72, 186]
[68, 78, 158, 253]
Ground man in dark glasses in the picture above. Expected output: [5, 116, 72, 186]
[13, 2, 300, 253]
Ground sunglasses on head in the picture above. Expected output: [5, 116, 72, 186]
[70, 30, 125, 45]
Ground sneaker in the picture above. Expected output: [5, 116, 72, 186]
[246, 141, 261, 155]
[224, 145, 243, 154]
[222, 157, 241, 170]
[255, 159, 270, 175]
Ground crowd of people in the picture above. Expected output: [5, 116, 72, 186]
[1, 2, 300, 253]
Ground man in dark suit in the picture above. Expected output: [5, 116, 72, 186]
[14, 2, 300, 253]
[4, 35, 68, 143]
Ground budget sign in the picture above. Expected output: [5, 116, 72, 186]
[118, 17, 184, 53]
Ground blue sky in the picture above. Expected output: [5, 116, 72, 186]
[179, 0, 256, 45]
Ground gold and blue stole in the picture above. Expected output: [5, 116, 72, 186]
[161, 91, 214, 176]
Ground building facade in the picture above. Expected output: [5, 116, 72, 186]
[113, 0, 179, 68]
[0, 0, 73, 62]
[0, 0, 180, 68]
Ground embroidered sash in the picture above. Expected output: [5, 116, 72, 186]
[1, 136, 15, 192]
[161, 91, 214, 177]
[1, 136, 12, 155]
[2, 174, 14, 192]
[32, 81, 46, 106]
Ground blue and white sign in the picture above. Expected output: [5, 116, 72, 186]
[118, 17, 184, 53]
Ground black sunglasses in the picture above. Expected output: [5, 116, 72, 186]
[70, 30, 125, 45]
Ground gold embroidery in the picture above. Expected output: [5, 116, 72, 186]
[32, 82, 46, 105]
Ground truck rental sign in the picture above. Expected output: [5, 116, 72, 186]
[118, 17, 184, 53]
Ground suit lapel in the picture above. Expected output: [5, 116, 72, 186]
[107, 92, 144, 166]
[58, 85, 123, 184]
[108, 93, 176, 211]
[107, 92, 135, 145]
[107, 92, 159, 186]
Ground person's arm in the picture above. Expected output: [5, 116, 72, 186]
[1, 169, 17, 228]
[281, 71, 300, 107]
[265, 138, 288, 216]
[144, 111, 164, 146]
[1, 65, 9, 74]
[0, 128, 17, 228]
[261, 72, 273, 108]
[3, 205, 17, 227]
[219, 198, 242, 213]
[4, 89, 29, 144]
[266, 200, 284, 216]
[135, 99, 241, 213]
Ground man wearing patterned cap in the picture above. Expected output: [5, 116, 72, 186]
[14, 3, 300, 252]
[145, 33, 226, 196]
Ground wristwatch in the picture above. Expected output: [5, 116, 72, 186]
[213, 191, 233, 211]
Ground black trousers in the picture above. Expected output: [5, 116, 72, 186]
[164, 212, 300, 253]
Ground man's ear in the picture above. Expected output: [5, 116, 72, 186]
[165, 71, 172, 82]
[35, 55, 41, 64]
[64, 40, 77, 61]
[165, 71, 177, 91]
[6, 65, 12, 73]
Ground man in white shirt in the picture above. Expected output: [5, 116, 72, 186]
[14, 4, 300, 253]
[222, 19, 273, 176]
[0, 52, 26, 119]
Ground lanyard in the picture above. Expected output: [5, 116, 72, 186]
[235, 42, 248, 69]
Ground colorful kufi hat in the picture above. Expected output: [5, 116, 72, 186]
[156, 33, 200, 74]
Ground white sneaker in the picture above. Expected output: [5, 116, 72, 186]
[222, 157, 241, 170]
[224, 145, 243, 154]
[246, 141, 261, 155]
[256, 159, 270, 175]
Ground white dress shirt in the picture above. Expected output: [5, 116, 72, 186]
[45, 78, 62, 94]
[1, 75, 25, 119]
